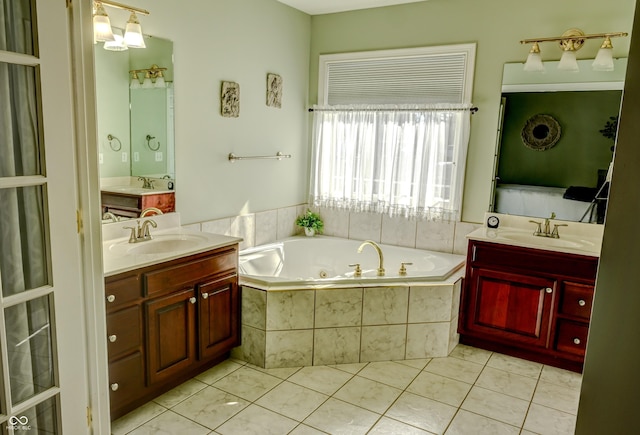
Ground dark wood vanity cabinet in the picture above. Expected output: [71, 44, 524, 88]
[459, 240, 598, 372]
[105, 244, 240, 420]
[101, 190, 175, 218]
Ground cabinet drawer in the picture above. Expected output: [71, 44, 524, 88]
[109, 352, 145, 408]
[107, 306, 142, 361]
[555, 320, 589, 356]
[144, 250, 237, 297]
[560, 282, 594, 321]
[105, 275, 142, 312]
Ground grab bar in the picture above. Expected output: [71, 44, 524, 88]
[228, 151, 291, 162]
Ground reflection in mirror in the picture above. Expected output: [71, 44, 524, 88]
[95, 32, 175, 181]
[491, 59, 626, 224]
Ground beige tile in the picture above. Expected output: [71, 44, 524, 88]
[201, 218, 231, 236]
[448, 316, 459, 353]
[449, 344, 492, 365]
[216, 404, 298, 435]
[539, 365, 582, 390]
[230, 324, 265, 367]
[395, 358, 431, 370]
[255, 209, 278, 246]
[523, 403, 577, 435]
[153, 378, 208, 408]
[316, 207, 350, 238]
[368, 416, 432, 434]
[277, 206, 298, 239]
[171, 386, 249, 430]
[195, 359, 244, 385]
[265, 329, 314, 368]
[241, 287, 266, 329]
[288, 366, 353, 395]
[111, 401, 167, 435]
[453, 222, 480, 255]
[128, 410, 210, 435]
[425, 356, 484, 384]
[289, 424, 328, 435]
[381, 214, 417, 248]
[266, 290, 314, 330]
[330, 361, 368, 374]
[255, 381, 328, 421]
[444, 409, 520, 435]
[360, 324, 407, 362]
[358, 360, 421, 389]
[408, 285, 454, 323]
[486, 353, 543, 379]
[334, 376, 402, 414]
[475, 366, 538, 401]
[230, 213, 255, 249]
[315, 288, 363, 328]
[313, 327, 361, 365]
[406, 322, 450, 358]
[460, 386, 529, 427]
[362, 286, 409, 325]
[212, 366, 282, 402]
[533, 380, 581, 414]
[385, 391, 457, 434]
[304, 397, 380, 434]
[348, 212, 382, 242]
[407, 371, 472, 407]
[245, 364, 301, 380]
[415, 220, 455, 253]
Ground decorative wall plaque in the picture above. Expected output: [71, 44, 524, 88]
[521, 114, 561, 151]
[221, 81, 240, 117]
[266, 73, 282, 108]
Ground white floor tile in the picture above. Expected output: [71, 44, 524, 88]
[152, 378, 208, 408]
[304, 397, 380, 434]
[486, 353, 542, 379]
[357, 360, 421, 389]
[288, 365, 353, 395]
[533, 380, 581, 414]
[444, 410, 520, 435]
[475, 366, 538, 400]
[194, 359, 244, 385]
[385, 391, 457, 434]
[255, 381, 329, 421]
[212, 366, 282, 402]
[523, 403, 577, 435]
[539, 365, 582, 390]
[111, 402, 167, 435]
[368, 416, 433, 434]
[449, 344, 492, 365]
[171, 386, 250, 430]
[395, 358, 432, 370]
[333, 376, 403, 414]
[407, 371, 472, 407]
[216, 404, 298, 435]
[127, 410, 210, 435]
[460, 386, 529, 427]
[424, 356, 484, 384]
[288, 424, 329, 434]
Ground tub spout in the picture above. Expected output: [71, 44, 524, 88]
[357, 240, 385, 276]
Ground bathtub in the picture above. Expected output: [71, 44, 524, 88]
[238, 236, 465, 290]
[233, 236, 466, 368]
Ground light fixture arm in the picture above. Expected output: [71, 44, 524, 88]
[129, 64, 167, 79]
[99, 0, 150, 16]
[521, 30, 628, 47]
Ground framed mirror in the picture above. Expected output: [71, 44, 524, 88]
[95, 33, 175, 183]
[490, 59, 626, 223]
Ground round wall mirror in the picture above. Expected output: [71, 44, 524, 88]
[521, 114, 561, 151]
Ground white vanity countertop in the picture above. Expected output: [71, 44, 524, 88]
[101, 185, 174, 196]
[102, 213, 242, 277]
[466, 213, 604, 257]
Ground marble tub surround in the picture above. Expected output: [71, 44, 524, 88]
[232, 274, 463, 368]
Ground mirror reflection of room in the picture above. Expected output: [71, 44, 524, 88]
[492, 60, 625, 224]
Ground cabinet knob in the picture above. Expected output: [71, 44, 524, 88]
[544, 287, 553, 294]
[202, 293, 209, 300]
[578, 299, 586, 307]
[573, 338, 581, 345]
[110, 383, 119, 391]
[108, 335, 117, 343]
[189, 297, 196, 304]
[107, 294, 116, 303]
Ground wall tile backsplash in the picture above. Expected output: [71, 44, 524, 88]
[188, 204, 480, 254]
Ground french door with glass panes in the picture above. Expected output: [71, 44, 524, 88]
[0, 0, 89, 432]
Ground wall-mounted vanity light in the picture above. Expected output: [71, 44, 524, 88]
[130, 65, 167, 89]
[93, 0, 150, 49]
[520, 28, 628, 73]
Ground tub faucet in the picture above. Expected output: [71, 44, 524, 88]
[102, 212, 119, 222]
[140, 207, 163, 217]
[357, 240, 385, 276]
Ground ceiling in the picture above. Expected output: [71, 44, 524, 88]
[276, 0, 429, 15]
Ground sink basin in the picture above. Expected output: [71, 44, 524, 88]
[109, 234, 210, 256]
[498, 231, 596, 250]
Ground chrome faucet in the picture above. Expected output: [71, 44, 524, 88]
[138, 176, 154, 189]
[357, 240, 385, 276]
[124, 219, 157, 243]
[140, 207, 164, 217]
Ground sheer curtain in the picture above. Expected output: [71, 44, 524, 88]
[309, 104, 471, 221]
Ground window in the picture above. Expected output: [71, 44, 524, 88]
[311, 44, 476, 221]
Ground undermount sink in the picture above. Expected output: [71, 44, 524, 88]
[497, 230, 597, 250]
[109, 233, 211, 256]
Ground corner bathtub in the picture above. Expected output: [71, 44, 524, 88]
[232, 236, 467, 368]
[238, 236, 465, 290]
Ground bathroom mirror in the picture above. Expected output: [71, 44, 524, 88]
[95, 33, 175, 181]
[490, 59, 626, 223]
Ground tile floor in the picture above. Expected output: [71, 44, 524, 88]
[111, 344, 582, 435]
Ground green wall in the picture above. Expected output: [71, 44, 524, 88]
[498, 91, 621, 188]
[310, 0, 635, 222]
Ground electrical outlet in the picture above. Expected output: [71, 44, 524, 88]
[121, 152, 128, 163]
[155, 152, 163, 162]
[99, 153, 103, 164]
[133, 152, 139, 162]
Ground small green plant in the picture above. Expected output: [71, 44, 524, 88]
[295, 209, 324, 234]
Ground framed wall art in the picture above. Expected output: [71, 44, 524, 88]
[221, 81, 240, 117]
[266, 73, 282, 108]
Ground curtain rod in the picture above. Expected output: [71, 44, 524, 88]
[308, 107, 478, 114]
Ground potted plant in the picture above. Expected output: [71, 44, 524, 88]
[295, 209, 324, 237]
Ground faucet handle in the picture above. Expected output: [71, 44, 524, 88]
[551, 223, 568, 238]
[348, 263, 362, 277]
[399, 262, 413, 276]
[123, 226, 137, 243]
[528, 220, 542, 235]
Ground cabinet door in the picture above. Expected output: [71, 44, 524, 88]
[465, 267, 555, 347]
[146, 288, 197, 385]
[198, 275, 240, 361]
